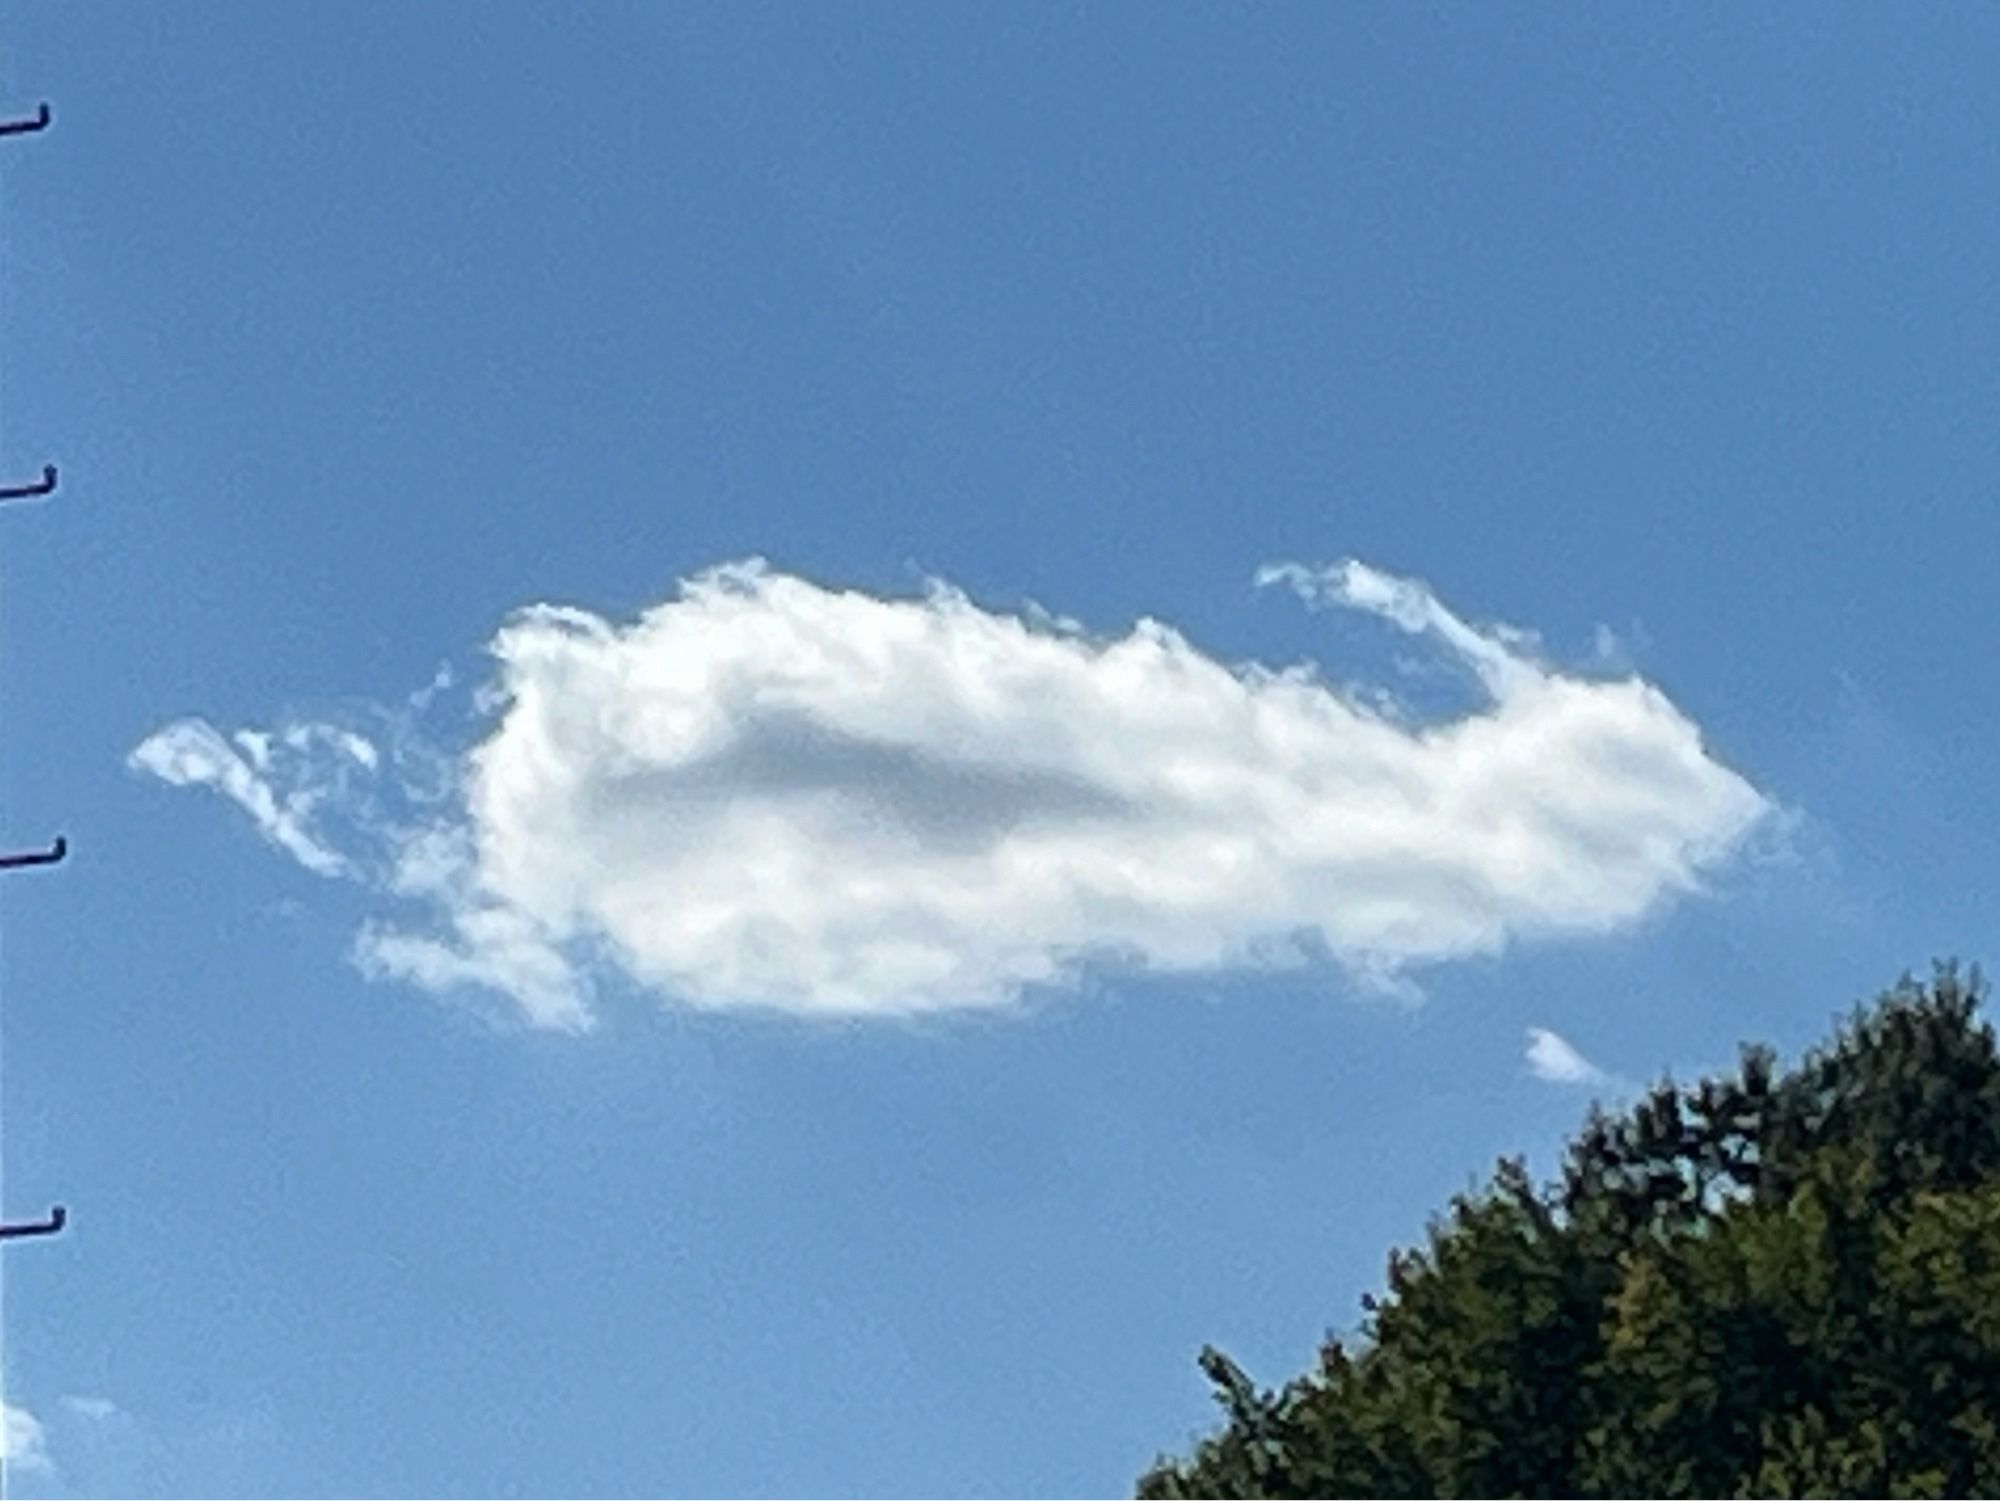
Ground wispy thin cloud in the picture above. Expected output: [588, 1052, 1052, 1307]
[132, 559, 1773, 1029]
[128, 720, 365, 877]
[59, 1396, 122, 1424]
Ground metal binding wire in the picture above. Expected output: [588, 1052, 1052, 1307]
[0, 86, 62, 1501]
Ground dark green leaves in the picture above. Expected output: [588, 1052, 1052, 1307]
[1139, 963, 2000, 1499]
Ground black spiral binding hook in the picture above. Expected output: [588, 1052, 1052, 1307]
[0, 98, 67, 1248]
[0, 464, 55, 504]
[0, 103, 49, 140]
[0, 1206, 63, 1241]
[0, 835, 64, 871]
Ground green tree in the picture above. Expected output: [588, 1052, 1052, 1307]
[1139, 963, 2000, 1499]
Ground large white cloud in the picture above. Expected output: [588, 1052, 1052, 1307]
[130, 559, 1772, 1030]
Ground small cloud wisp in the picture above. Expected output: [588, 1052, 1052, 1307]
[1524, 1026, 1616, 1088]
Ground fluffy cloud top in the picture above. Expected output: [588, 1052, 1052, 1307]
[131, 559, 1772, 1029]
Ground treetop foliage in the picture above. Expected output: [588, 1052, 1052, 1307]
[1139, 962, 2000, 1498]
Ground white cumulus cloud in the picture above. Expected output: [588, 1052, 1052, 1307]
[131, 558, 1773, 1029]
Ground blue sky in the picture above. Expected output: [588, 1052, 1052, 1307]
[0, 4, 1995, 1495]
